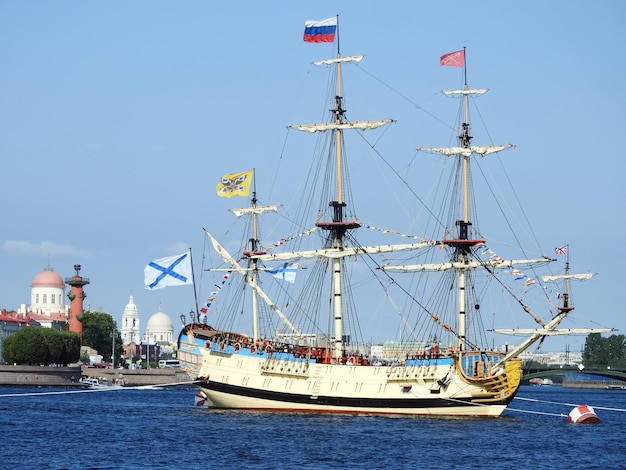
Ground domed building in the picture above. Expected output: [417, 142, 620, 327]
[16, 267, 68, 328]
[29, 267, 66, 315]
[143, 305, 176, 359]
[144, 306, 174, 344]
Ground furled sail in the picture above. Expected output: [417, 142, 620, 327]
[443, 88, 488, 96]
[492, 327, 614, 335]
[491, 312, 614, 373]
[381, 256, 551, 272]
[230, 205, 281, 217]
[289, 120, 394, 133]
[418, 144, 514, 157]
[313, 55, 364, 66]
[251, 242, 432, 262]
[539, 273, 597, 282]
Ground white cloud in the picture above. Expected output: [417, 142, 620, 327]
[2, 240, 95, 259]
[168, 242, 192, 255]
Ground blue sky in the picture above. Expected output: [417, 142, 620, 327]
[1, 1, 624, 352]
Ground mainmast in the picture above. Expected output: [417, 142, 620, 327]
[314, 52, 361, 360]
[288, 50, 393, 360]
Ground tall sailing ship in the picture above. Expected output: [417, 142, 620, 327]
[176, 35, 611, 416]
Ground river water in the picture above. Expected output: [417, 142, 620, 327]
[0, 385, 624, 469]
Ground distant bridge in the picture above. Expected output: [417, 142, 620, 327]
[522, 365, 626, 382]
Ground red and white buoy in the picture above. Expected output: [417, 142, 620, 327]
[194, 391, 208, 407]
[568, 405, 600, 424]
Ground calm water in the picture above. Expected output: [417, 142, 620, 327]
[0, 385, 624, 469]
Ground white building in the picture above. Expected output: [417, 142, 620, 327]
[119, 295, 176, 358]
[121, 294, 141, 345]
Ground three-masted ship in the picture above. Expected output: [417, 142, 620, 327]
[177, 41, 611, 416]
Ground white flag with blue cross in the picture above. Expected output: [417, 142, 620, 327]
[144, 252, 193, 290]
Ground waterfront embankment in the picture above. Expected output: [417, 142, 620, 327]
[562, 380, 626, 389]
[0, 365, 189, 386]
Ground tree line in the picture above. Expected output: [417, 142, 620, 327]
[2, 327, 80, 365]
[2, 310, 123, 366]
[583, 333, 626, 368]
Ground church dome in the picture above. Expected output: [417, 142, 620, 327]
[146, 310, 174, 331]
[31, 268, 64, 288]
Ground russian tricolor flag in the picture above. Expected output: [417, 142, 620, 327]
[303, 17, 337, 43]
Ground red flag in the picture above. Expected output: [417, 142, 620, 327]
[440, 49, 465, 67]
[554, 245, 568, 255]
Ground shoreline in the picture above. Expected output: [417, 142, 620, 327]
[0, 365, 190, 387]
[562, 380, 626, 389]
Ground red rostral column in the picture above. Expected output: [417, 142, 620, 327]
[65, 264, 90, 343]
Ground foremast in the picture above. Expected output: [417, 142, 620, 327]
[419, 56, 513, 353]
[415, 63, 611, 368]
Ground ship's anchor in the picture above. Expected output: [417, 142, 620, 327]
[437, 370, 452, 389]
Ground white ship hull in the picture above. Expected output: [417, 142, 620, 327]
[179, 329, 520, 417]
